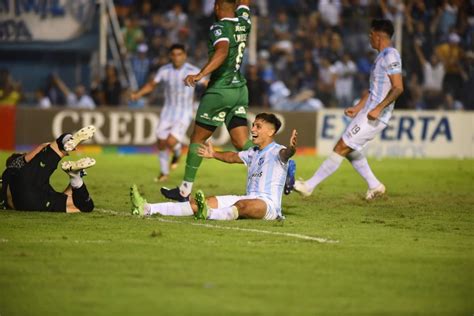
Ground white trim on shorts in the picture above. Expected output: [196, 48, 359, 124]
[342, 110, 387, 151]
[215, 195, 279, 220]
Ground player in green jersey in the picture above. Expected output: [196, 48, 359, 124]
[161, 0, 254, 202]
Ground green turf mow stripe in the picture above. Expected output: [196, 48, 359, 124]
[96, 208, 339, 244]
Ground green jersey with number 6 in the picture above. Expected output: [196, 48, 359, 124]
[207, 5, 251, 89]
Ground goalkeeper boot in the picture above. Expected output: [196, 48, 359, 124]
[61, 157, 96, 172]
[64, 125, 96, 152]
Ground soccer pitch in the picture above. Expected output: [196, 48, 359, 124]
[0, 153, 472, 315]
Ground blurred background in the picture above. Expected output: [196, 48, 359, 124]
[0, 0, 473, 157]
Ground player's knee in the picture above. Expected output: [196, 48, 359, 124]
[347, 150, 364, 162]
[234, 201, 248, 214]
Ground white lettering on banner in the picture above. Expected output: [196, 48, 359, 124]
[133, 112, 158, 144]
[52, 111, 160, 145]
[317, 110, 474, 158]
[109, 112, 132, 144]
[0, 0, 95, 41]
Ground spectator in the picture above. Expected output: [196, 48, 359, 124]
[122, 15, 145, 54]
[35, 89, 52, 109]
[246, 65, 268, 108]
[316, 56, 336, 108]
[52, 74, 95, 109]
[164, 3, 188, 44]
[333, 53, 357, 108]
[414, 39, 445, 109]
[435, 32, 466, 101]
[131, 43, 151, 88]
[101, 64, 123, 106]
[0, 69, 21, 107]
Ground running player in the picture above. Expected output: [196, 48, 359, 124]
[294, 19, 404, 200]
[131, 113, 297, 220]
[1, 126, 96, 213]
[160, 0, 256, 202]
[131, 44, 200, 181]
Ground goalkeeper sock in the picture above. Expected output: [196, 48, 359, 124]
[208, 206, 239, 220]
[148, 202, 193, 216]
[183, 143, 203, 182]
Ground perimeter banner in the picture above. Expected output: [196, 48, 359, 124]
[317, 109, 474, 158]
[13, 107, 317, 148]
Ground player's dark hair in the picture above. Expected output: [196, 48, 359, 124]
[6, 153, 23, 168]
[255, 113, 282, 133]
[371, 19, 394, 38]
[169, 43, 186, 53]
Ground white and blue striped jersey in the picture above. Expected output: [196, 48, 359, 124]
[238, 142, 289, 215]
[153, 62, 200, 121]
[365, 47, 402, 124]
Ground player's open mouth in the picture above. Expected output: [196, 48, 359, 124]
[251, 134, 258, 140]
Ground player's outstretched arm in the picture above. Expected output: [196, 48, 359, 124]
[279, 129, 297, 163]
[198, 141, 243, 164]
[184, 41, 229, 87]
[131, 81, 157, 101]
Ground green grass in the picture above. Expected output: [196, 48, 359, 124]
[0, 152, 473, 315]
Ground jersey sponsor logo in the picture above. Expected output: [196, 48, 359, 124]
[388, 61, 401, 71]
[235, 106, 246, 115]
[200, 113, 210, 120]
[234, 33, 247, 42]
[214, 29, 222, 37]
[235, 25, 246, 32]
[249, 171, 263, 179]
[258, 157, 265, 166]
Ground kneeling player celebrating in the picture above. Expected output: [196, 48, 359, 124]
[131, 113, 297, 220]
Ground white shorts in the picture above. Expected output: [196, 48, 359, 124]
[156, 117, 192, 142]
[342, 110, 387, 151]
[215, 195, 279, 220]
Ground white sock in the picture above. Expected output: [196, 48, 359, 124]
[173, 143, 182, 157]
[159, 150, 170, 175]
[148, 202, 194, 216]
[208, 206, 239, 220]
[68, 172, 83, 189]
[348, 152, 381, 189]
[306, 152, 344, 190]
[179, 181, 193, 196]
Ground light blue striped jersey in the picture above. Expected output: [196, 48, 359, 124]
[238, 142, 288, 215]
[153, 62, 200, 121]
[366, 47, 402, 124]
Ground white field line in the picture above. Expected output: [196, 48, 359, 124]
[96, 208, 339, 244]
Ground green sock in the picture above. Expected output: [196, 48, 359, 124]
[183, 143, 203, 182]
[242, 139, 254, 150]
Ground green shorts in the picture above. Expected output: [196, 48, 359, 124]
[195, 85, 248, 127]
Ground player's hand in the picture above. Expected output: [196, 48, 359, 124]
[184, 73, 203, 87]
[367, 108, 381, 121]
[344, 106, 359, 118]
[130, 92, 140, 102]
[289, 129, 297, 151]
[198, 141, 215, 159]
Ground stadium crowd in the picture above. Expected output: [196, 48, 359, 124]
[0, 0, 472, 110]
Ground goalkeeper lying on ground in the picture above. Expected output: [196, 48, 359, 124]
[130, 113, 297, 220]
[1, 126, 96, 213]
